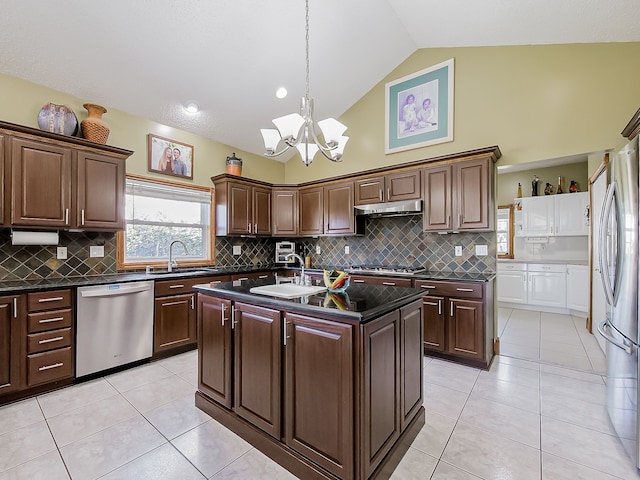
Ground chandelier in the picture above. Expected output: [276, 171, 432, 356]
[260, 0, 349, 166]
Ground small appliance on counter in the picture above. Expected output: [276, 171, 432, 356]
[275, 241, 296, 263]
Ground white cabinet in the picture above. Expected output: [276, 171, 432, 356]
[527, 264, 567, 308]
[566, 264, 589, 312]
[518, 192, 589, 237]
[555, 192, 589, 236]
[497, 263, 527, 303]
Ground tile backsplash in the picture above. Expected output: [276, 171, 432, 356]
[0, 231, 117, 281]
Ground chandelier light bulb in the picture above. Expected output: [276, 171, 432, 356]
[275, 87, 288, 99]
[184, 102, 199, 113]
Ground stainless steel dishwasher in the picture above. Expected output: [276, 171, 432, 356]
[76, 280, 155, 377]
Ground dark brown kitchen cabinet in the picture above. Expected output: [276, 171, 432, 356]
[350, 275, 413, 288]
[0, 295, 23, 396]
[298, 185, 324, 236]
[10, 137, 72, 227]
[154, 293, 196, 353]
[399, 301, 423, 431]
[0, 134, 5, 224]
[234, 302, 282, 438]
[414, 279, 493, 368]
[354, 170, 421, 205]
[198, 294, 232, 406]
[213, 178, 272, 236]
[324, 181, 357, 235]
[76, 151, 125, 230]
[284, 311, 354, 479]
[272, 188, 298, 236]
[230, 271, 273, 282]
[423, 156, 493, 233]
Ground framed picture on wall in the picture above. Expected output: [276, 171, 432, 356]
[385, 58, 454, 154]
[148, 134, 194, 179]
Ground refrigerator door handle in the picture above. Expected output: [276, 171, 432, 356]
[598, 182, 617, 306]
[598, 319, 632, 354]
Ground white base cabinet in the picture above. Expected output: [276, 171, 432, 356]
[496, 264, 527, 303]
[527, 264, 567, 308]
[566, 265, 589, 312]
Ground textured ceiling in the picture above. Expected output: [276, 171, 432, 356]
[0, 0, 638, 161]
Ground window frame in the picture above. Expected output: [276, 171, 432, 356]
[497, 204, 514, 259]
[116, 173, 215, 271]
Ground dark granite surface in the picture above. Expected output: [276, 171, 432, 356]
[194, 277, 425, 323]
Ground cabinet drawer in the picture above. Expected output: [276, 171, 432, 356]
[350, 275, 413, 287]
[414, 280, 483, 299]
[497, 263, 527, 272]
[27, 290, 72, 312]
[27, 347, 73, 386]
[527, 263, 566, 273]
[28, 327, 72, 354]
[27, 308, 73, 333]
[155, 276, 214, 297]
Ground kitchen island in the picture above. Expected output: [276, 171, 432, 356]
[193, 278, 425, 480]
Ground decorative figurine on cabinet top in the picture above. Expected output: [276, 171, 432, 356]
[544, 183, 553, 195]
[569, 180, 579, 193]
[531, 175, 540, 196]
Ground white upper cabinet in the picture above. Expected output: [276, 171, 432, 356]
[519, 192, 589, 237]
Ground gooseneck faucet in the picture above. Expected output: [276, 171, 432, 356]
[168, 240, 189, 272]
[285, 253, 308, 285]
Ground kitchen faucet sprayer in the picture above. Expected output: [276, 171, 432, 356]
[168, 240, 189, 272]
[286, 253, 310, 285]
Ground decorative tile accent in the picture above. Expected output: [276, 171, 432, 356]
[0, 231, 117, 281]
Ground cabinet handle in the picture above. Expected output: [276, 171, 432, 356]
[459, 214, 463, 227]
[387, 187, 390, 201]
[38, 297, 64, 303]
[258, 275, 269, 279]
[254, 223, 257, 234]
[283, 317, 288, 346]
[221, 303, 227, 326]
[353, 279, 365, 283]
[39, 336, 64, 345]
[231, 308, 237, 329]
[248, 223, 252, 234]
[65, 208, 69, 225]
[522, 274, 526, 285]
[456, 288, 474, 292]
[81, 209, 85, 226]
[420, 285, 436, 289]
[39, 317, 63, 324]
[39, 362, 63, 372]
[447, 215, 451, 228]
[13, 298, 17, 318]
[379, 190, 383, 201]
[191, 296, 195, 309]
[169, 284, 185, 289]
[439, 300, 442, 316]
[382, 282, 396, 286]
[236, 277, 248, 281]
[424, 301, 439, 306]
[451, 301, 454, 317]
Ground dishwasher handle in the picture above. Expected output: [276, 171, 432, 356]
[80, 283, 153, 298]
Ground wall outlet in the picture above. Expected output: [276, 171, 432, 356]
[233, 245, 242, 255]
[316, 245, 321, 255]
[475, 244, 488, 256]
[344, 245, 350, 254]
[56, 247, 67, 260]
[89, 245, 104, 258]
[454, 246, 463, 257]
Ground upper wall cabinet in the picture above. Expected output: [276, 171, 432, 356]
[518, 191, 589, 237]
[272, 189, 298, 237]
[213, 178, 272, 236]
[354, 170, 421, 205]
[423, 157, 494, 232]
[298, 186, 324, 236]
[324, 181, 364, 236]
[1, 121, 132, 231]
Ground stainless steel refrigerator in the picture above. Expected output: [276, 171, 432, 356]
[598, 134, 640, 469]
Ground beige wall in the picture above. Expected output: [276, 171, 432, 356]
[496, 162, 588, 206]
[284, 42, 640, 184]
[0, 73, 285, 187]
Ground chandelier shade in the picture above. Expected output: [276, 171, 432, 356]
[260, 0, 349, 167]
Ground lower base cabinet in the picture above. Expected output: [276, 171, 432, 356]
[196, 292, 424, 480]
[154, 293, 196, 353]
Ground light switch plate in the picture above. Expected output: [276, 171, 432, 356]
[56, 247, 67, 260]
[89, 245, 104, 258]
[233, 245, 242, 255]
[454, 246, 463, 257]
[316, 245, 321, 255]
[344, 245, 350, 254]
[475, 244, 488, 256]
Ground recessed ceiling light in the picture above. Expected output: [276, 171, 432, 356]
[275, 87, 287, 99]
[184, 102, 199, 113]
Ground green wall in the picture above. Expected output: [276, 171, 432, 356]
[0, 73, 285, 187]
[284, 42, 640, 184]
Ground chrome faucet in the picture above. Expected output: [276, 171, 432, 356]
[286, 253, 309, 285]
[168, 240, 189, 272]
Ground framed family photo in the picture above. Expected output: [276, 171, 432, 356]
[385, 58, 454, 154]
[148, 134, 194, 179]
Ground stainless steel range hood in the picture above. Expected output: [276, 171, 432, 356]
[354, 199, 422, 217]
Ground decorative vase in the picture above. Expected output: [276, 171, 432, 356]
[81, 103, 110, 144]
[226, 152, 242, 176]
[37, 102, 78, 136]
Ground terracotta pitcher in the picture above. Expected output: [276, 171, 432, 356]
[81, 103, 110, 144]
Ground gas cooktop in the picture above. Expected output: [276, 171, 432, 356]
[348, 265, 427, 276]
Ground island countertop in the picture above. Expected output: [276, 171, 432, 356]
[193, 277, 425, 323]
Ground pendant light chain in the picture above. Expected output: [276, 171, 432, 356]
[305, 0, 310, 102]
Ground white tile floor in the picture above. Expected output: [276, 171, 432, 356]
[1, 339, 639, 479]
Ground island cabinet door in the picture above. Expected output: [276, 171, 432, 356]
[447, 298, 484, 361]
[197, 295, 232, 408]
[362, 311, 400, 479]
[232, 302, 282, 439]
[399, 300, 423, 431]
[284, 312, 354, 480]
[421, 295, 445, 352]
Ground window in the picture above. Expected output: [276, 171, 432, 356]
[497, 204, 514, 259]
[117, 176, 213, 269]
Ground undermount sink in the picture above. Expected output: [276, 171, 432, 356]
[249, 284, 327, 299]
[148, 267, 219, 275]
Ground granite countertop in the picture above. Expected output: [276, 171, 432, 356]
[194, 278, 425, 323]
[292, 267, 495, 283]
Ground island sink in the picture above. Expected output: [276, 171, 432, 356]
[249, 283, 326, 298]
